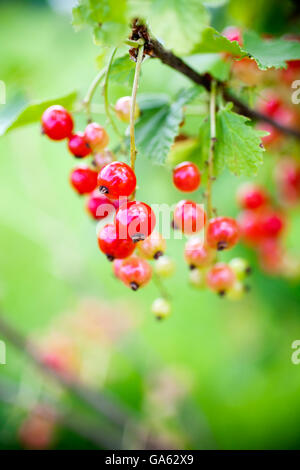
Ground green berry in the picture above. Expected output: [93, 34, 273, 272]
[189, 268, 205, 289]
[226, 281, 246, 301]
[154, 256, 175, 278]
[228, 257, 251, 281]
[151, 298, 171, 320]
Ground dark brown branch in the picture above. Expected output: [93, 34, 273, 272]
[146, 37, 300, 140]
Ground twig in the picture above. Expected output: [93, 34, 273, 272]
[206, 80, 217, 220]
[130, 43, 144, 172]
[144, 35, 300, 140]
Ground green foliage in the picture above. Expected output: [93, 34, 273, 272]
[243, 31, 300, 70]
[187, 53, 231, 81]
[198, 104, 266, 176]
[129, 0, 210, 55]
[109, 54, 136, 86]
[193, 26, 243, 55]
[0, 91, 77, 136]
[72, 0, 129, 46]
[135, 87, 202, 164]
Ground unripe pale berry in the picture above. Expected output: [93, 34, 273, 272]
[173, 200, 206, 235]
[97, 223, 135, 261]
[92, 149, 115, 171]
[207, 217, 240, 251]
[115, 96, 140, 123]
[68, 133, 91, 158]
[154, 256, 175, 278]
[236, 183, 268, 210]
[184, 237, 215, 269]
[137, 231, 166, 259]
[70, 166, 98, 195]
[226, 281, 246, 301]
[189, 268, 206, 289]
[86, 190, 115, 219]
[84, 122, 109, 152]
[97, 161, 136, 199]
[206, 263, 236, 296]
[115, 200, 156, 242]
[228, 257, 251, 280]
[118, 256, 152, 291]
[151, 298, 171, 320]
[41, 105, 73, 141]
[173, 161, 201, 192]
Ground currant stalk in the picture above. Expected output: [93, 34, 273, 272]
[103, 47, 123, 141]
[206, 80, 217, 221]
[130, 42, 144, 175]
[83, 68, 106, 122]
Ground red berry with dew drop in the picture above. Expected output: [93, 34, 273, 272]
[207, 216, 240, 251]
[118, 256, 152, 291]
[68, 133, 91, 158]
[97, 223, 136, 261]
[97, 161, 136, 199]
[41, 105, 73, 141]
[115, 200, 156, 242]
[173, 161, 201, 192]
[173, 200, 206, 235]
[70, 166, 98, 195]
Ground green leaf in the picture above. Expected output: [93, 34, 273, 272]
[186, 53, 231, 81]
[72, 0, 129, 46]
[0, 91, 78, 136]
[109, 54, 136, 86]
[135, 87, 203, 164]
[214, 105, 265, 176]
[193, 26, 243, 55]
[243, 30, 300, 70]
[167, 138, 199, 166]
[129, 0, 210, 55]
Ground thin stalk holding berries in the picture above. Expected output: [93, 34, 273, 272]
[130, 43, 144, 172]
[103, 47, 123, 141]
[83, 67, 106, 122]
[206, 80, 217, 221]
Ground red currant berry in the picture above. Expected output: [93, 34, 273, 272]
[260, 210, 285, 238]
[86, 190, 115, 220]
[115, 96, 140, 123]
[206, 262, 236, 296]
[173, 161, 201, 192]
[97, 224, 135, 261]
[19, 410, 55, 450]
[137, 231, 166, 259]
[97, 161, 136, 199]
[70, 166, 98, 195]
[238, 210, 264, 246]
[173, 200, 206, 235]
[92, 150, 115, 171]
[273, 107, 298, 128]
[207, 217, 240, 251]
[274, 157, 300, 205]
[68, 133, 91, 158]
[258, 93, 281, 117]
[115, 201, 156, 242]
[118, 256, 152, 291]
[112, 259, 123, 279]
[84, 122, 109, 152]
[222, 26, 243, 45]
[258, 238, 284, 275]
[41, 105, 73, 141]
[184, 238, 215, 269]
[281, 60, 300, 85]
[236, 183, 268, 210]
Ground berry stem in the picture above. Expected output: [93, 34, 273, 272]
[125, 38, 145, 47]
[130, 43, 144, 175]
[152, 271, 170, 301]
[83, 68, 106, 122]
[206, 80, 217, 221]
[103, 47, 124, 142]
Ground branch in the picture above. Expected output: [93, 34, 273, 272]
[145, 37, 300, 140]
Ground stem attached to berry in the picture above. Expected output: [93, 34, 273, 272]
[152, 271, 170, 301]
[83, 68, 106, 122]
[130, 43, 144, 176]
[103, 47, 124, 142]
[206, 80, 217, 221]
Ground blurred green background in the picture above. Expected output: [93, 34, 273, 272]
[1, 0, 300, 450]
